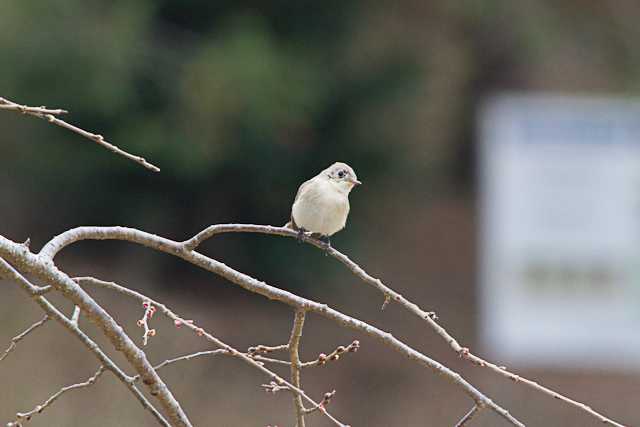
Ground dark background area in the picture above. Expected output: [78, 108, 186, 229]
[1, 1, 638, 426]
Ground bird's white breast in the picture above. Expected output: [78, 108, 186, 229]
[292, 178, 350, 236]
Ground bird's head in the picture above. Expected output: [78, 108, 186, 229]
[323, 162, 361, 194]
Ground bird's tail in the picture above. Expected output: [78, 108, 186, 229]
[284, 220, 298, 230]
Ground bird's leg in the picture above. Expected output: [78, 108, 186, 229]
[319, 235, 331, 255]
[296, 227, 307, 243]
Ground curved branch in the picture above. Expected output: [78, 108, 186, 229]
[169, 223, 630, 427]
[0, 258, 170, 427]
[33, 226, 523, 426]
[0, 241, 192, 427]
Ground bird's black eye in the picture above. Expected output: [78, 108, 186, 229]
[338, 170, 345, 178]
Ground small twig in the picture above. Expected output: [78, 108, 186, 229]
[301, 340, 359, 368]
[154, 350, 229, 372]
[137, 301, 157, 346]
[288, 310, 307, 427]
[0, 96, 159, 172]
[455, 405, 482, 427]
[249, 339, 360, 368]
[303, 390, 337, 415]
[381, 294, 391, 310]
[127, 350, 230, 383]
[261, 382, 337, 417]
[0, 315, 49, 363]
[0, 98, 67, 115]
[250, 355, 291, 366]
[31, 286, 53, 296]
[70, 306, 81, 326]
[8, 366, 105, 426]
[248, 344, 288, 355]
[262, 381, 291, 393]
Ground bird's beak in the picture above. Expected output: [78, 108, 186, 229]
[350, 178, 362, 186]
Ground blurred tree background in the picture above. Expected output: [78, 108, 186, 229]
[1, 1, 639, 426]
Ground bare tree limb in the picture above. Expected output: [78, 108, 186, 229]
[7, 366, 106, 427]
[0, 246, 192, 427]
[151, 350, 228, 374]
[250, 340, 359, 368]
[455, 405, 482, 427]
[0, 101, 67, 115]
[288, 310, 307, 427]
[70, 306, 81, 326]
[303, 390, 337, 415]
[248, 344, 289, 355]
[0, 97, 159, 172]
[74, 276, 348, 427]
[0, 258, 171, 427]
[179, 223, 629, 427]
[137, 301, 157, 346]
[32, 227, 523, 426]
[0, 315, 49, 363]
[301, 340, 359, 368]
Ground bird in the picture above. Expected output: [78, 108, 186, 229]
[286, 162, 361, 248]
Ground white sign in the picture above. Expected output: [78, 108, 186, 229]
[479, 94, 640, 370]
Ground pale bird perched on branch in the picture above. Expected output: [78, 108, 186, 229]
[286, 162, 361, 248]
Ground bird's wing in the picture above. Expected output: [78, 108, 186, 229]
[293, 178, 314, 203]
[288, 177, 315, 229]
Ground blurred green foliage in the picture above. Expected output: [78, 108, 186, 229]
[1, 1, 422, 286]
[3, 0, 640, 288]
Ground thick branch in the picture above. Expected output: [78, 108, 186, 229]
[0, 96, 159, 172]
[32, 226, 522, 426]
[0, 258, 170, 427]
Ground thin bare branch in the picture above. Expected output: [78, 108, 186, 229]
[153, 350, 228, 372]
[177, 223, 628, 427]
[0, 249, 192, 427]
[70, 306, 80, 326]
[0, 315, 49, 363]
[261, 382, 337, 419]
[455, 405, 482, 427]
[137, 301, 157, 346]
[0, 96, 159, 172]
[31, 227, 523, 426]
[31, 285, 53, 296]
[0, 258, 171, 427]
[250, 339, 360, 368]
[301, 340, 359, 368]
[250, 354, 291, 366]
[303, 390, 337, 415]
[8, 367, 105, 427]
[8, 349, 237, 427]
[0, 97, 67, 115]
[248, 344, 289, 355]
[74, 276, 348, 427]
[288, 310, 307, 427]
